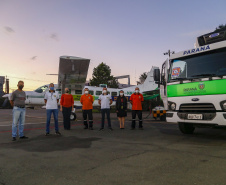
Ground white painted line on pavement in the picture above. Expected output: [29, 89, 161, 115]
[0, 122, 47, 127]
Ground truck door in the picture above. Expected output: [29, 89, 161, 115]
[160, 59, 169, 110]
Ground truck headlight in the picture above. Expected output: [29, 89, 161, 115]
[168, 101, 176, 111]
[220, 101, 226, 111]
[223, 103, 226, 110]
[171, 103, 176, 110]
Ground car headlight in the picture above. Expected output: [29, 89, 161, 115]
[220, 101, 226, 111]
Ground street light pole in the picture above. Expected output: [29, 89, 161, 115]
[163, 49, 175, 57]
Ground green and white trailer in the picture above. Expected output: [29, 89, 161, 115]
[154, 33, 226, 134]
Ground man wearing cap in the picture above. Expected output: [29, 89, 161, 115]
[10, 80, 28, 141]
[129, 87, 144, 130]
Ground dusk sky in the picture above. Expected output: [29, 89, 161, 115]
[1, 0, 226, 91]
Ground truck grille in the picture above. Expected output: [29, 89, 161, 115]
[179, 103, 216, 112]
[178, 103, 216, 120]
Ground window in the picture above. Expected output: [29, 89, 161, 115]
[169, 48, 226, 82]
[96, 91, 102, 95]
[99, 84, 107, 88]
[170, 60, 187, 80]
[89, 90, 94, 95]
[111, 92, 117, 96]
[34, 85, 48, 93]
[75, 90, 82, 94]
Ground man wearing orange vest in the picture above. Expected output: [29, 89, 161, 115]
[80, 88, 94, 130]
[129, 87, 144, 130]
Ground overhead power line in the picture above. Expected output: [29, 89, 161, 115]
[7, 76, 56, 83]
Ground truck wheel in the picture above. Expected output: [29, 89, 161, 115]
[70, 112, 76, 121]
[178, 122, 195, 134]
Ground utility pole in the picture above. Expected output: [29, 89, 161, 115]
[5, 76, 9, 94]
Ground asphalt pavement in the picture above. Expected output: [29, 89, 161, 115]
[0, 108, 226, 185]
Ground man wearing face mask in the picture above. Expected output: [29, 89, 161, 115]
[60, 88, 74, 130]
[130, 87, 144, 130]
[98, 87, 113, 130]
[44, 83, 61, 136]
[80, 88, 94, 130]
[10, 81, 28, 141]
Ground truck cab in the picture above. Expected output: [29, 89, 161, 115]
[154, 31, 226, 134]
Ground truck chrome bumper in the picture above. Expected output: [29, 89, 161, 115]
[166, 111, 226, 126]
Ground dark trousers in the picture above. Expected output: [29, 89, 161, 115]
[83, 109, 93, 128]
[62, 107, 72, 130]
[101, 109, 111, 129]
[132, 110, 143, 128]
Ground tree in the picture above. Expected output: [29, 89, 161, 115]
[215, 24, 226, 32]
[90, 62, 118, 88]
[137, 72, 147, 85]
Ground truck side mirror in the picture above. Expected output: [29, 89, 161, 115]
[153, 68, 160, 82]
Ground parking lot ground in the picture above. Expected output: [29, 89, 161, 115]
[0, 109, 226, 185]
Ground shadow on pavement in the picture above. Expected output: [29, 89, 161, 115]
[0, 135, 101, 152]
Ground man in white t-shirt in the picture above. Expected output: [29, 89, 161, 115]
[98, 87, 113, 130]
[44, 83, 61, 136]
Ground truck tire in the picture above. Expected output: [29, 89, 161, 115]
[70, 112, 76, 121]
[178, 122, 195, 134]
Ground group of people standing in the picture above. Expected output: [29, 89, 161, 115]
[98, 87, 144, 131]
[81, 86, 144, 131]
[10, 81, 144, 141]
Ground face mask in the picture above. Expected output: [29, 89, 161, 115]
[85, 91, 88, 94]
[135, 90, 139, 93]
[50, 87, 54, 91]
[18, 85, 23, 90]
[65, 90, 69, 93]
[103, 90, 107, 94]
[120, 93, 124, 96]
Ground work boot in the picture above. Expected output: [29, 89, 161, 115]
[12, 137, 16, 141]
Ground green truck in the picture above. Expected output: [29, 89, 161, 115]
[154, 31, 226, 134]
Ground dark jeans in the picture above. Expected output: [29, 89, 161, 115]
[83, 109, 93, 128]
[62, 107, 72, 130]
[46, 109, 59, 133]
[101, 109, 111, 129]
[132, 110, 143, 128]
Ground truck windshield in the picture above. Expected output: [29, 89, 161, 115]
[169, 48, 226, 82]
